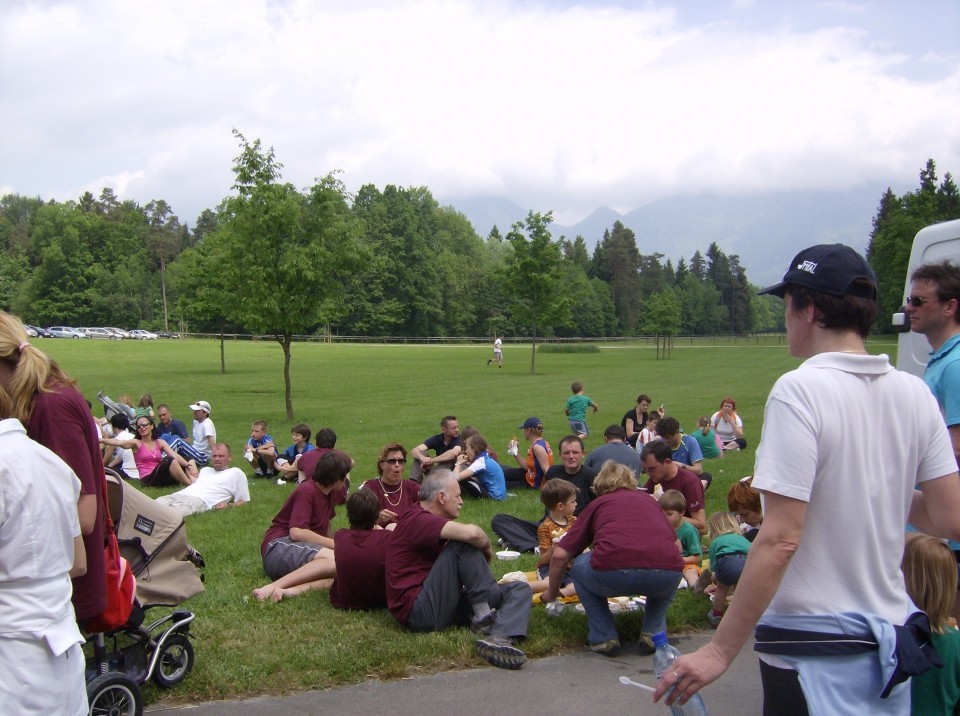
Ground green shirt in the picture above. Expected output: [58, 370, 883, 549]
[708, 532, 751, 565]
[911, 628, 960, 715]
[676, 520, 702, 559]
[565, 394, 593, 422]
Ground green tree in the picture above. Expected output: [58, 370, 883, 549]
[504, 211, 571, 373]
[641, 286, 681, 358]
[592, 221, 642, 333]
[184, 132, 365, 418]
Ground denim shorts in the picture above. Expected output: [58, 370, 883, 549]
[715, 553, 748, 586]
[568, 419, 588, 435]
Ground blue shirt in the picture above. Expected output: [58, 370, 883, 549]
[157, 418, 188, 441]
[923, 331, 960, 550]
[671, 434, 704, 467]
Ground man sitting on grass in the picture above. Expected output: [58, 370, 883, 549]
[252, 449, 351, 602]
[386, 470, 532, 670]
[156, 442, 249, 516]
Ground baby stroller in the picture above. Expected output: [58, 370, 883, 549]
[85, 470, 205, 716]
[97, 390, 136, 422]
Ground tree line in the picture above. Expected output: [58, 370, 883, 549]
[1, 137, 954, 342]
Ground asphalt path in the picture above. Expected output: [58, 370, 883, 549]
[148, 630, 761, 715]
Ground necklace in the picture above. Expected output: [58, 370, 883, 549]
[379, 478, 403, 506]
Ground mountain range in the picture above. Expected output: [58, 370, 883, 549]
[445, 185, 902, 287]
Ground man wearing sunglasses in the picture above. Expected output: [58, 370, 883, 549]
[906, 260, 960, 465]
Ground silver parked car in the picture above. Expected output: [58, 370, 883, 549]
[47, 326, 88, 339]
[83, 327, 119, 340]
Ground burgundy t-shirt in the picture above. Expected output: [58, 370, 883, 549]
[642, 466, 705, 516]
[26, 385, 107, 621]
[385, 504, 448, 625]
[329, 529, 393, 610]
[260, 480, 338, 556]
[360, 477, 421, 525]
[296, 448, 347, 505]
[558, 489, 684, 572]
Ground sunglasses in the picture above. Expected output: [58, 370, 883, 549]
[382, 458, 406, 465]
[136, 422, 152, 428]
[905, 296, 939, 307]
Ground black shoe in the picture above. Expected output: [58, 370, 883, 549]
[186, 545, 205, 569]
[487, 359, 492, 365]
[470, 609, 497, 636]
[636, 635, 656, 656]
[475, 636, 527, 669]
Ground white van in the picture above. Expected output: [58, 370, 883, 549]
[892, 218, 960, 378]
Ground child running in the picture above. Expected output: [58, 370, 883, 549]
[704, 511, 751, 627]
[659, 490, 703, 589]
[528, 478, 578, 598]
[564, 381, 599, 440]
[902, 533, 960, 714]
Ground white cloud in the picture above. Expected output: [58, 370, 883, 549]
[1, 0, 957, 226]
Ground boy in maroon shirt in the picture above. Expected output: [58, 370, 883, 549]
[330, 490, 393, 610]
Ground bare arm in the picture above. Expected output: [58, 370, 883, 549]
[685, 508, 707, 535]
[78, 493, 97, 535]
[410, 443, 431, 464]
[950, 425, 960, 468]
[433, 445, 463, 464]
[158, 439, 191, 469]
[439, 521, 492, 559]
[682, 459, 704, 476]
[69, 534, 87, 578]
[654, 492, 807, 706]
[910, 471, 960, 542]
[532, 443, 551, 475]
[289, 526, 335, 550]
[100, 436, 138, 450]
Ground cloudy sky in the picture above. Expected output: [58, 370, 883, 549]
[2, 0, 958, 226]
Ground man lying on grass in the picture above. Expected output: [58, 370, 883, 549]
[253, 450, 351, 602]
[386, 470, 532, 670]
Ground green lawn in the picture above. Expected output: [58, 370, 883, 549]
[38, 335, 897, 705]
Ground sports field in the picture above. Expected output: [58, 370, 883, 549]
[40, 335, 898, 705]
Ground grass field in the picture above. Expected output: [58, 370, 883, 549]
[38, 335, 899, 705]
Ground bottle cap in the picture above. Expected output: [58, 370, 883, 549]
[651, 631, 669, 648]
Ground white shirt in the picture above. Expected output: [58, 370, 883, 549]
[191, 416, 216, 459]
[0, 418, 84, 651]
[172, 465, 250, 509]
[753, 352, 956, 624]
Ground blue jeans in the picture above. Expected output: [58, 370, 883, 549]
[571, 553, 680, 644]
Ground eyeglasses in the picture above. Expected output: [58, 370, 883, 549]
[136, 422, 152, 428]
[905, 295, 938, 307]
[382, 458, 406, 465]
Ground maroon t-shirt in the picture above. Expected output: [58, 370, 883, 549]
[260, 480, 339, 556]
[329, 529, 393, 610]
[558, 489, 683, 572]
[26, 385, 107, 621]
[360, 477, 421, 525]
[385, 504, 448, 625]
[296, 448, 347, 505]
[642, 466, 705, 516]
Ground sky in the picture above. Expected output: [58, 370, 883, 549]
[1, 0, 958, 227]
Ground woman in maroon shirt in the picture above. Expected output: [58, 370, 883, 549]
[541, 460, 684, 654]
[0, 311, 107, 624]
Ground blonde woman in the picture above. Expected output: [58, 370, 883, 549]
[541, 460, 684, 654]
[0, 310, 106, 625]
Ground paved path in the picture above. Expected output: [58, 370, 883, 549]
[148, 631, 761, 715]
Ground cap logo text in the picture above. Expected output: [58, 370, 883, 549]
[797, 260, 818, 274]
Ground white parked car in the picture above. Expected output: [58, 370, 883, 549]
[24, 325, 39, 338]
[104, 327, 131, 339]
[129, 329, 159, 340]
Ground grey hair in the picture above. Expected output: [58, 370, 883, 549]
[419, 469, 456, 503]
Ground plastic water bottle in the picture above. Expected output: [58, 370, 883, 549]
[651, 631, 709, 715]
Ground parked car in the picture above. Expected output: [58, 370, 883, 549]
[47, 326, 88, 339]
[27, 325, 52, 338]
[129, 329, 159, 340]
[103, 327, 131, 339]
[83, 327, 119, 340]
[157, 331, 181, 339]
[24, 325, 38, 338]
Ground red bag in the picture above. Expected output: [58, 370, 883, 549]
[85, 477, 136, 633]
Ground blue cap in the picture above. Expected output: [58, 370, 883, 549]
[758, 244, 877, 300]
[518, 417, 542, 430]
[652, 631, 669, 648]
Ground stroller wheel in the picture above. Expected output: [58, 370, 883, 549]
[153, 633, 194, 688]
[87, 672, 143, 716]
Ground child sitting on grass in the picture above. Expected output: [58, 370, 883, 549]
[902, 533, 960, 715]
[528, 478, 578, 598]
[690, 415, 721, 460]
[635, 412, 661, 452]
[704, 511, 751, 627]
[564, 381, 599, 440]
[659, 489, 703, 589]
[245, 418, 277, 478]
[274, 423, 314, 482]
[135, 393, 156, 422]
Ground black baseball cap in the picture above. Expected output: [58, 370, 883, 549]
[758, 244, 877, 300]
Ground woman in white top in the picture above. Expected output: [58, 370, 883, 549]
[711, 396, 746, 450]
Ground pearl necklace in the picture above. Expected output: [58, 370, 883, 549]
[379, 478, 403, 507]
